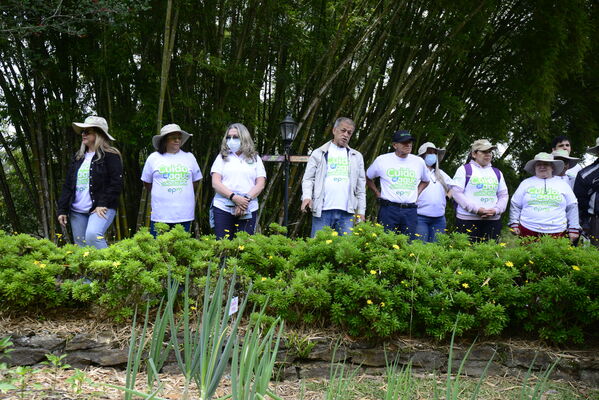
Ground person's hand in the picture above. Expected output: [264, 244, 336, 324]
[234, 205, 245, 217]
[569, 231, 580, 242]
[510, 226, 520, 236]
[301, 199, 312, 212]
[232, 194, 250, 210]
[58, 215, 68, 227]
[92, 207, 108, 219]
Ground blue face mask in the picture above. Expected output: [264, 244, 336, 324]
[227, 138, 241, 153]
[424, 154, 437, 166]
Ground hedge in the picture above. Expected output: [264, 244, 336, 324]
[0, 223, 597, 345]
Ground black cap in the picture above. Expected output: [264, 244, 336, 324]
[392, 130, 414, 143]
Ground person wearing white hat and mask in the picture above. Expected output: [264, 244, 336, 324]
[141, 123, 202, 237]
[509, 152, 579, 241]
[57, 116, 123, 248]
[450, 139, 508, 242]
[210, 123, 266, 239]
[573, 137, 599, 246]
[415, 142, 453, 242]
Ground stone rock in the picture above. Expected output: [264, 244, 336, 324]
[346, 348, 387, 367]
[3, 347, 48, 366]
[449, 360, 506, 377]
[504, 348, 554, 370]
[410, 350, 446, 370]
[297, 361, 342, 379]
[308, 343, 347, 363]
[13, 334, 65, 351]
[65, 348, 129, 368]
[580, 370, 599, 388]
[452, 344, 498, 362]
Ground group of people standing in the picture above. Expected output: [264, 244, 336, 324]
[58, 116, 266, 247]
[57, 115, 599, 249]
[301, 118, 599, 246]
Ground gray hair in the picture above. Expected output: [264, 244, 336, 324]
[220, 123, 258, 161]
[333, 117, 355, 129]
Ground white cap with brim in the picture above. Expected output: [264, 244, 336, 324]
[471, 139, 496, 152]
[586, 137, 599, 156]
[417, 142, 446, 162]
[551, 149, 580, 168]
[72, 116, 115, 141]
[524, 152, 564, 175]
[152, 124, 192, 150]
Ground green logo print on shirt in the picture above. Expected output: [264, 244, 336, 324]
[327, 156, 349, 182]
[526, 186, 562, 212]
[76, 164, 90, 192]
[386, 167, 417, 191]
[159, 164, 191, 189]
[470, 176, 498, 197]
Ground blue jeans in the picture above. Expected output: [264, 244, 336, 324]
[311, 209, 354, 238]
[150, 221, 192, 238]
[378, 205, 418, 240]
[70, 209, 117, 249]
[212, 207, 257, 240]
[416, 215, 446, 243]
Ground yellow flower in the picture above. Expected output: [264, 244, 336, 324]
[371, 233, 377, 237]
[224, 229, 229, 232]
[238, 245, 245, 250]
[55, 233, 62, 238]
[409, 253, 415, 257]
[261, 277, 267, 281]
[354, 232, 360, 236]
[414, 233, 421, 237]
[331, 231, 339, 237]
[505, 261, 514, 267]
[112, 261, 121, 267]
[499, 243, 506, 247]
[39, 263, 46, 269]
[392, 244, 400, 250]
[33, 260, 40, 265]
[380, 302, 385, 307]
[190, 306, 197, 311]
[462, 283, 469, 288]
[268, 255, 273, 259]
[83, 251, 89, 257]
[466, 229, 472, 233]
[366, 299, 373, 305]
[449, 245, 453, 248]
[370, 270, 377, 275]
[572, 265, 580, 271]
[65, 251, 73, 255]
[365, 242, 369, 246]
[528, 260, 534, 264]
[401, 280, 408, 286]
[325, 240, 333, 244]
[457, 270, 462, 275]
[203, 237, 209, 241]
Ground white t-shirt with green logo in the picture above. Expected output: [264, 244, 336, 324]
[510, 176, 579, 233]
[323, 143, 350, 211]
[452, 163, 507, 218]
[141, 151, 203, 223]
[71, 152, 95, 213]
[366, 153, 429, 204]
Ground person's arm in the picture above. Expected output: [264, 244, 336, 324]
[491, 171, 509, 216]
[301, 152, 319, 212]
[573, 173, 590, 228]
[144, 182, 152, 192]
[355, 153, 366, 220]
[508, 183, 525, 235]
[57, 157, 78, 223]
[366, 177, 381, 198]
[212, 172, 250, 209]
[417, 181, 429, 196]
[246, 176, 266, 200]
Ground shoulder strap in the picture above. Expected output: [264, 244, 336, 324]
[464, 163, 472, 187]
[492, 167, 501, 183]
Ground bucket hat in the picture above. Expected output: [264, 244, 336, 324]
[551, 149, 580, 169]
[152, 124, 192, 150]
[417, 142, 446, 162]
[524, 152, 564, 175]
[72, 116, 115, 141]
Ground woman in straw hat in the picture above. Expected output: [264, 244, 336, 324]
[141, 124, 202, 237]
[415, 142, 453, 242]
[210, 123, 266, 239]
[57, 116, 123, 248]
[450, 139, 509, 242]
[509, 152, 579, 241]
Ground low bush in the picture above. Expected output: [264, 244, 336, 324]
[0, 224, 597, 344]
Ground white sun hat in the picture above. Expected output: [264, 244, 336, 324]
[524, 152, 564, 175]
[72, 116, 115, 141]
[152, 124, 192, 150]
[417, 142, 446, 162]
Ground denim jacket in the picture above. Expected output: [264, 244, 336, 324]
[57, 151, 123, 215]
[301, 141, 366, 217]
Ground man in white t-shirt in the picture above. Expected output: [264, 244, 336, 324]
[301, 117, 366, 237]
[552, 136, 582, 188]
[366, 130, 429, 239]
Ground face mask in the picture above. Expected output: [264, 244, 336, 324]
[227, 138, 241, 153]
[424, 154, 437, 166]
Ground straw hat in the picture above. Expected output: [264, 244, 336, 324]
[72, 116, 115, 141]
[152, 124, 192, 150]
[417, 142, 446, 162]
[524, 152, 564, 175]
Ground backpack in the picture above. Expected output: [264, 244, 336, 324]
[453, 163, 501, 211]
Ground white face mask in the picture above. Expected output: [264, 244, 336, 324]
[227, 138, 241, 153]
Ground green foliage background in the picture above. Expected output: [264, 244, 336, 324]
[0, 225, 597, 345]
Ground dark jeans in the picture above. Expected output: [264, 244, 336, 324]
[378, 205, 418, 240]
[150, 220, 192, 238]
[416, 215, 446, 243]
[212, 206, 257, 240]
[455, 218, 502, 243]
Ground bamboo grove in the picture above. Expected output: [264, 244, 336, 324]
[0, 0, 597, 239]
